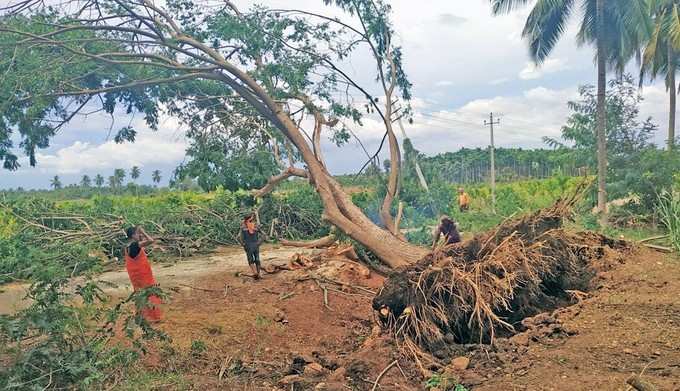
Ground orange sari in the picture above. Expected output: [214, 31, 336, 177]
[124, 247, 162, 322]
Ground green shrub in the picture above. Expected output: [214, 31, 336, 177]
[657, 190, 680, 252]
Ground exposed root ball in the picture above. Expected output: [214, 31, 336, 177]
[373, 188, 628, 354]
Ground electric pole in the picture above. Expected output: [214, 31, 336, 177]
[484, 112, 500, 214]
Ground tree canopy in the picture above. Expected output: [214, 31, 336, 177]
[0, 0, 427, 266]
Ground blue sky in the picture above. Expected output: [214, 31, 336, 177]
[0, 0, 673, 189]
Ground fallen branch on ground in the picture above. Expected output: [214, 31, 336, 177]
[642, 243, 672, 253]
[638, 235, 669, 244]
[371, 360, 398, 391]
[280, 233, 336, 248]
[177, 283, 222, 293]
[626, 375, 658, 391]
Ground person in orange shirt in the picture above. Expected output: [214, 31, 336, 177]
[458, 187, 470, 212]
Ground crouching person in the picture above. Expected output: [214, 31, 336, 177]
[124, 226, 162, 322]
[432, 215, 462, 250]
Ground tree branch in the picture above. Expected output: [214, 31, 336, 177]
[252, 166, 308, 198]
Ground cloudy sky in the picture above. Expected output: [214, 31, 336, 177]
[0, 0, 672, 189]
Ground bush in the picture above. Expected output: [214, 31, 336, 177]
[0, 187, 327, 283]
[657, 190, 680, 252]
[0, 276, 165, 389]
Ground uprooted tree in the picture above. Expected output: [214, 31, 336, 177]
[373, 183, 630, 371]
[0, 0, 428, 267]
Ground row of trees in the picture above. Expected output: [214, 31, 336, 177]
[49, 168, 162, 190]
[1, 0, 678, 266]
[492, 0, 679, 224]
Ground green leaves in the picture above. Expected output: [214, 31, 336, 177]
[494, 0, 649, 69]
[523, 0, 576, 63]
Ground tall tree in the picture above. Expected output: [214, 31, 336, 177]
[0, 0, 427, 267]
[94, 174, 104, 188]
[640, 0, 680, 150]
[545, 74, 658, 204]
[80, 174, 91, 188]
[130, 166, 141, 183]
[111, 169, 125, 188]
[50, 175, 62, 190]
[152, 170, 161, 186]
[490, 0, 649, 224]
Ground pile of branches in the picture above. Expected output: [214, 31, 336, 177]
[0, 195, 328, 282]
[372, 183, 628, 368]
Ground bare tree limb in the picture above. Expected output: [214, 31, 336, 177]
[252, 166, 309, 198]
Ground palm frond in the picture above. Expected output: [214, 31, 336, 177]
[489, 0, 533, 15]
[669, 4, 680, 49]
[522, 0, 575, 63]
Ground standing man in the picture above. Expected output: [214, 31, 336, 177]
[124, 226, 162, 322]
[238, 213, 267, 279]
[458, 187, 470, 212]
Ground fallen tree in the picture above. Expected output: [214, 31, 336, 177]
[0, 0, 427, 268]
[373, 184, 629, 366]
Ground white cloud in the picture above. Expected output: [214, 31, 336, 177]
[640, 83, 674, 145]
[324, 86, 579, 174]
[519, 58, 570, 80]
[403, 86, 579, 151]
[435, 80, 454, 87]
[32, 116, 187, 175]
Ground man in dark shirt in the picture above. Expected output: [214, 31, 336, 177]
[238, 213, 267, 279]
[432, 215, 461, 250]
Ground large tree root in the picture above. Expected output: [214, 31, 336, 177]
[372, 184, 629, 358]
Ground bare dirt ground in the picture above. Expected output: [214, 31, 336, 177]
[3, 244, 679, 390]
[133, 245, 680, 390]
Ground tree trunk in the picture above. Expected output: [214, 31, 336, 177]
[271, 108, 427, 269]
[379, 46, 404, 238]
[596, 0, 608, 225]
[668, 45, 676, 151]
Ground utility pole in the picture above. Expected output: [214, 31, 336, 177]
[484, 112, 500, 214]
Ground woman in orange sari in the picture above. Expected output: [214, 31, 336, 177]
[124, 226, 162, 322]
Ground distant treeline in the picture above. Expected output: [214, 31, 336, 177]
[417, 147, 578, 185]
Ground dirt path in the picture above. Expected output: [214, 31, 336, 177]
[0, 245, 315, 315]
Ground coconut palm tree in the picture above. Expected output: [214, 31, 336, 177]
[489, 0, 649, 224]
[152, 170, 162, 186]
[130, 166, 141, 183]
[94, 174, 104, 188]
[50, 175, 62, 190]
[80, 175, 91, 188]
[112, 168, 125, 188]
[640, 0, 680, 150]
